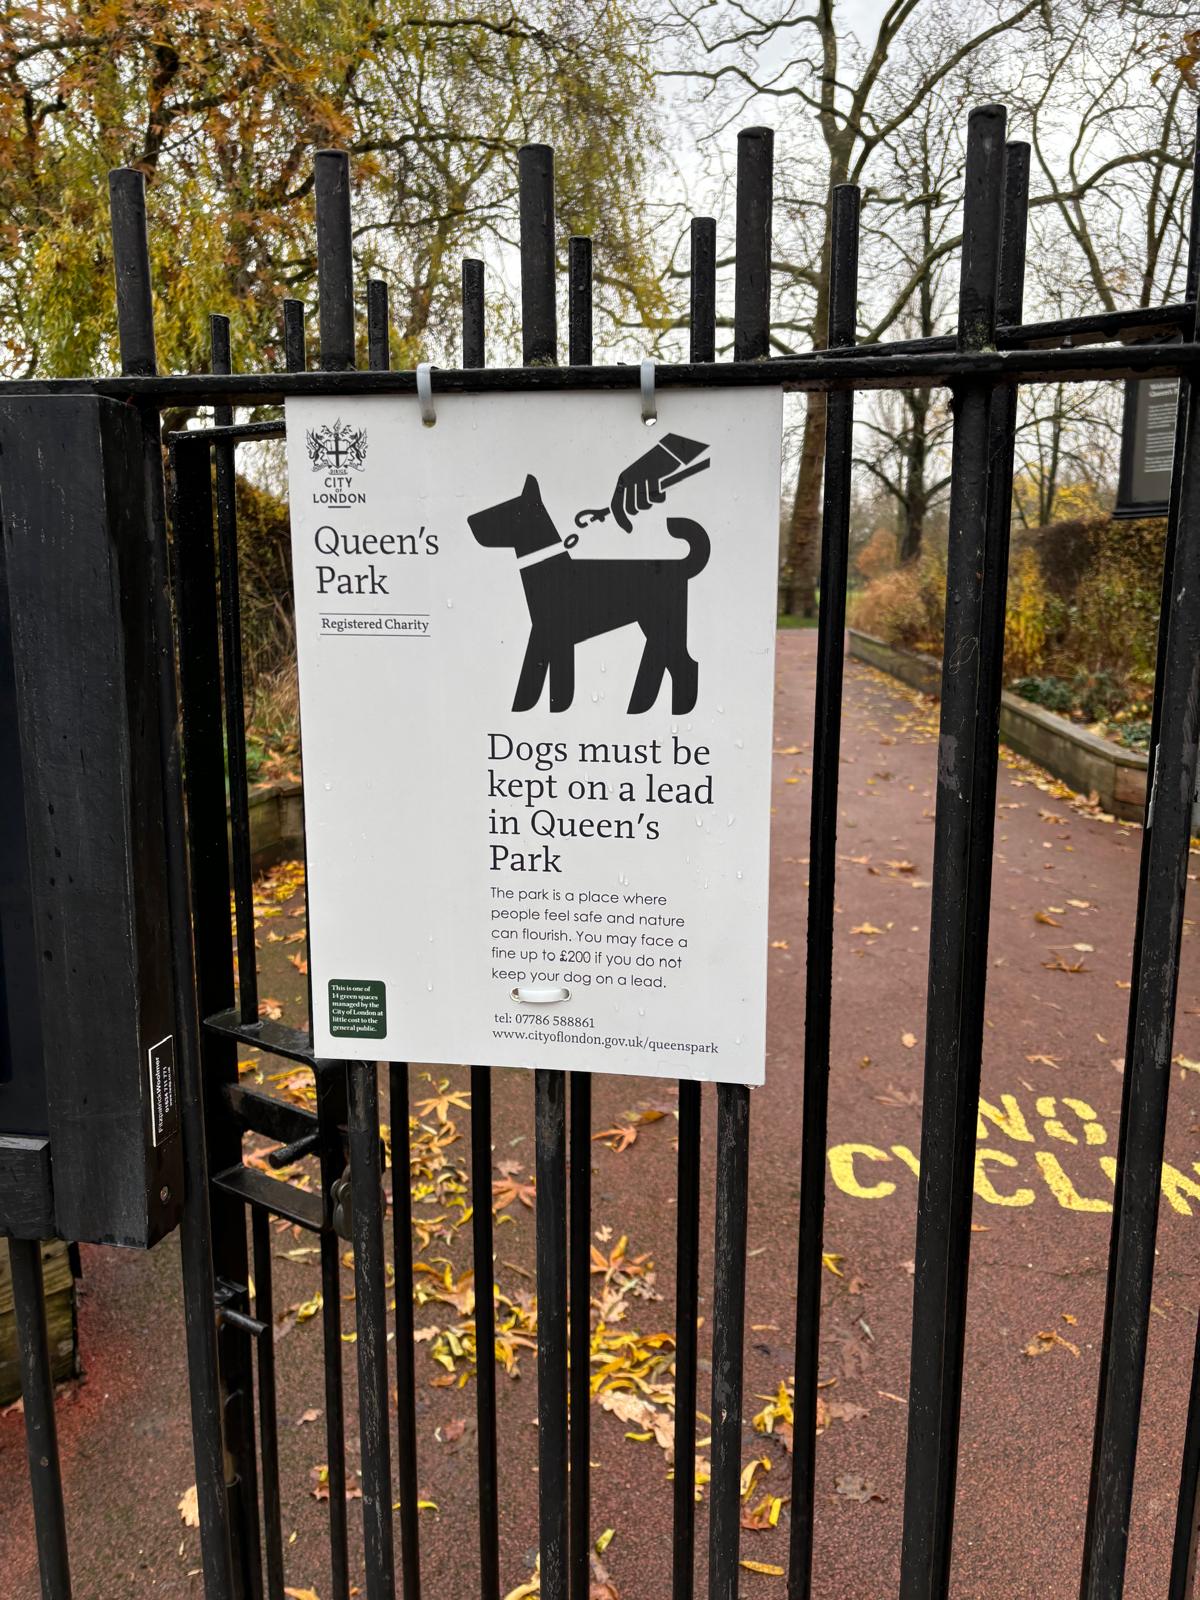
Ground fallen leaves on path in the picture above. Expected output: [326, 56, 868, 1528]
[740, 1560, 786, 1576]
[592, 1124, 638, 1153]
[414, 1077, 472, 1124]
[742, 1492, 789, 1530]
[752, 1380, 794, 1452]
[835, 1473, 885, 1503]
[740, 1456, 771, 1499]
[492, 1175, 536, 1212]
[1023, 1328, 1080, 1359]
[178, 1486, 199, 1528]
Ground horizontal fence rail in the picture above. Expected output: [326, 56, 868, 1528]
[3, 97, 1199, 1600]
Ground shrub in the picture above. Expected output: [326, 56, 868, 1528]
[855, 527, 898, 583]
[1009, 675, 1074, 714]
[849, 551, 945, 651]
[1003, 548, 1053, 678]
[233, 473, 295, 702]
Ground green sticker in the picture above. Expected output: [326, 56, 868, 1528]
[328, 978, 387, 1039]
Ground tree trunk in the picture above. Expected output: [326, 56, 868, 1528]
[897, 390, 929, 564]
[780, 395, 828, 616]
[777, 3, 849, 619]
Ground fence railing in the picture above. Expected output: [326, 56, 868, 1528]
[3, 98, 1200, 1600]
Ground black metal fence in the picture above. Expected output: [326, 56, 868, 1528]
[4, 98, 1200, 1600]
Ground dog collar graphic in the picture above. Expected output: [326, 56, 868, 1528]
[517, 536, 577, 569]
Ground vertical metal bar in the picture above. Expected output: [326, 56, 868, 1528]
[568, 1072, 591, 1600]
[209, 314, 258, 1025]
[709, 126, 773, 1600]
[709, 1085, 750, 1600]
[107, 169, 157, 377]
[1081, 109, 1200, 1600]
[470, 1063, 501, 1600]
[283, 299, 307, 375]
[568, 238, 592, 367]
[389, 1062, 422, 1600]
[164, 435, 238, 1600]
[463, 277, 497, 1600]
[1167, 136, 1200, 1600]
[689, 219, 716, 366]
[314, 150, 356, 371]
[197, 309, 263, 1600]
[671, 1081, 702, 1600]
[462, 261, 486, 370]
[519, 139, 569, 1600]
[171, 427, 261, 1598]
[787, 180, 860, 1600]
[290, 270, 352, 1600]
[672, 215, 715, 1600]
[112, 158, 235, 1600]
[290, 261, 355, 1600]
[317, 1071, 351, 1600]
[10, 1239, 72, 1600]
[367, 280, 390, 374]
[470, 1056, 502, 1593]
[347, 1065, 396, 1600]
[366, 278, 391, 381]
[535, 1068, 569, 1600]
[909, 138, 1028, 1600]
[898, 103, 1008, 1600]
[733, 128, 773, 363]
[519, 145, 557, 366]
[566, 228, 594, 1600]
[1170, 1308, 1200, 1600]
[251, 1209, 285, 1600]
[1084, 335, 1200, 1600]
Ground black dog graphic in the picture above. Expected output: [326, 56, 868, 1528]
[468, 471, 710, 714]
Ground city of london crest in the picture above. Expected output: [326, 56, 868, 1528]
[306, 419, 368, 473]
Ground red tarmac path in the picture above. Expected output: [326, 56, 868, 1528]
[3, 628, 1200, 1599]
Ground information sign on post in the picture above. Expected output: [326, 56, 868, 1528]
[288, 388, 782, 1084]
[1115, 376, 1178, 518]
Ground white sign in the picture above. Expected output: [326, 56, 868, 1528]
[287, 388, 782, 1085]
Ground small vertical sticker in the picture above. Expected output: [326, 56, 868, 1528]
[147, 1034, 179, 1147]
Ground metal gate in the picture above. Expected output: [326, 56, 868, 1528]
[4, 98, 1200, 1600]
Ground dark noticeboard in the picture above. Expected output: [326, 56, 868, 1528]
[1115, 376, 1179, 519]
[0, 395, 180, 1247]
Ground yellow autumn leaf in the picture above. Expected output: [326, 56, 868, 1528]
[284, 1588, 322, 1600]
[178, 1485, 200, 1528]
[740, 1561, 785, 1576]
[740, 1455, 771, 1499]
[595, 1529, 615, 1555]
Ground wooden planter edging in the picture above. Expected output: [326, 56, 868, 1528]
[238, 778, 306, 873]
[0, 1239, 77, 1404]
[847, 628, 1150, 823]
